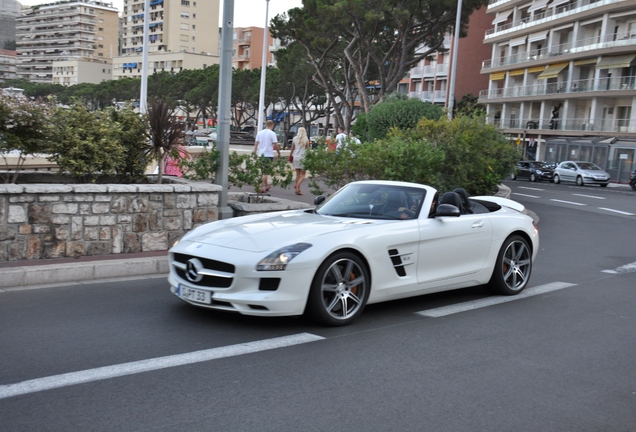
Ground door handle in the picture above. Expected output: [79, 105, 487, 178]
[472, 221, 484, 228]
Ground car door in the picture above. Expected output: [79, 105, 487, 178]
[518, 162, 530, 179]
[559, 162, 574, 182]
[416, 213, 493, 287]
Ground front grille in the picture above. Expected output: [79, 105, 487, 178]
[173, 253, 235, 288]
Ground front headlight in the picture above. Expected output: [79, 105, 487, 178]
[257, 243, 312, 271]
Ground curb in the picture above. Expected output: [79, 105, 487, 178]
[1, 256, 169, 290]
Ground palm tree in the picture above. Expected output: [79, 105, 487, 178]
[146, 97, 184, 184]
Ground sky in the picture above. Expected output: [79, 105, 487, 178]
[17, 0, 304, 27]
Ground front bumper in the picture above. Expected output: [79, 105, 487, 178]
[168, 247, 316, 317]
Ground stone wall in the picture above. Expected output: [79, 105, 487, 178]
[0, 182, 221, 261]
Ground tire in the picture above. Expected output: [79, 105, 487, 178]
[631, 181, 636, 191]
[306, 251, 370, 326]
[600, 183, 608, 188]
[529, 173, 536, 182]
[576, 176, 584, 186]
[553, 174, 560, 184]
[487, 235, 532, 295]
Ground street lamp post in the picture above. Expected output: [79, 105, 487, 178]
[139, 0, 150, 114]
[447, 0, 463, 120]
[256, 0, 270, 134]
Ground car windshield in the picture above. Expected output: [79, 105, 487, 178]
[577, 162, 600, 170]
[533, 162, 548, 168]
[316, 184, 426, 220]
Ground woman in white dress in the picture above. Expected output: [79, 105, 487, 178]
[290, 127, 310, 195]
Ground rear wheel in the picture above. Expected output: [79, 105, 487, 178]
[487, 235, 532, 295]
[576, 176, 584, 186]
[306, 251, 370, 326]
[553, 174, 560, 184]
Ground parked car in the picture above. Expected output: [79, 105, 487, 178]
[511, 160, 554, 182]
[168, 180, 538, 326]
[553, 161, 610, 187]
[630, 169, 636, 191]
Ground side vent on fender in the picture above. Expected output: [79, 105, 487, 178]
[388, 248, 413, 277]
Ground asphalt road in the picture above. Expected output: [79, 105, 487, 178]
[1, 180, 635, 431]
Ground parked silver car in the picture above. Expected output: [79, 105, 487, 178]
[553, 161, 610, 187]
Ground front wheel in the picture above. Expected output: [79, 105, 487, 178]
[631, 180, 636, 191]
[487, 235, 532, 295]
[553, 174, 560, 184]
[576, 176, 584, 186]
[529, 173, 537, 182]
[306, 251, 370, 326]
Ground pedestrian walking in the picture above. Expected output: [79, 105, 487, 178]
[290, 126, 310, 195]
[253, 120, 280, 192]
[335, 127, 347, 150]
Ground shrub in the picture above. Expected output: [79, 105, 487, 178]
[0, 94, 54, 183]
[47, 101, 125, 183]
[364, 98, 444, 141]
[228, 152, 293, 201]
[180, 146, 221, 182]
[107, 107, 148, 183]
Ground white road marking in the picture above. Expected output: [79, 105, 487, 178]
[513, 193, 541, 198]
[598, 208, 635, 216]
[416, 282, 577, 318]
[0, 333, 324, 400]
[573, 194, 605, 200]
[550, 199, 587, 206]
[602, 261, 636, 274]
[517, 186, 545, 191]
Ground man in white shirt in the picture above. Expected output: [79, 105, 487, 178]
[253, 120, 280, 192]
[335, 127, 347, 150]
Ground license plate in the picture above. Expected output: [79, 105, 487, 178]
[178, 284, 211, 304]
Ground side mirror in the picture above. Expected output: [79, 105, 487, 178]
[435, 204, 461, 217]
[314, 196, 326, 206]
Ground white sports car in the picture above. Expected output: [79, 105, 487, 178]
[168, 181, 539, 326]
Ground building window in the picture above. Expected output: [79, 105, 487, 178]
[193, 13, 196, 18]
[99, 27, 104, 31]
[181, 0, 189, 5]
[180, 34, 189, 42]
[98, 44, 103, 48]
[180, 23, 189, 30]
[181, 12, 189, 18]
[192, 24, 195, 30]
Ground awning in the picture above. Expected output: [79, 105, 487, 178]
[527, 66, 547, 73]
[537, 62, 568, 79]
[492, 10, 512, 25]
[528, 30, 548, 43]
[574, 58, 597, 66]
[129, 62, 138, 68]
[552, 0, 570, 7]
[528, 0, 550, 12]
[490, 72, 506, 81]
[595, 54, 636, 70]
[509, 69, 525, 76]
[510, 36, 527, 47]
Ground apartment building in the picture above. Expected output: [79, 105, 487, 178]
[0, 0, 20, 49]
[113, 0, 219, 79]
[15, 0, 119, 84]
[232, 26, 273, 70]
[0, 48, 17, 82]
[52, 56, 111, 85]
[407, 8, 492, 108]
[479, 0, 636, 177]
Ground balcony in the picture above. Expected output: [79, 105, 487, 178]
[410, 67, 423, 79]
[485, 0, 621, 39]
[483, 32, 636, 69]
[501, 116, 633, 133]
[479, 75, 636, 100]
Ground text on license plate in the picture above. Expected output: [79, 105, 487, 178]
[179, 285, 211, 304]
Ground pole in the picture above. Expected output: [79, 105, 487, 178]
[215, 0, 235, 220]
[256, 0, 270, 134]
[447, 0, 463, 121]
[139, 0, 150, 114]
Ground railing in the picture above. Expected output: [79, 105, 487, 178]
[500, 117, 633, 133]
[482, 32, 636, 69]
[485, 0, 620, 38]
[479, 75, 636, 99]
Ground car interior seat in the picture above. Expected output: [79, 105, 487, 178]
[453, 188, 473, 214]
[439, 192, 464, 213]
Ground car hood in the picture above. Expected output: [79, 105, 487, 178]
[180, 210, 379, 252]
[579, 169, 608, 177]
